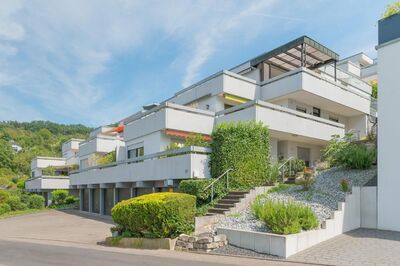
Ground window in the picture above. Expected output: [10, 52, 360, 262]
[296, 106, 307, 113]
[329, 116, 339, 123]
[312, 107, 321, 117]
[127, 147, 144, 159]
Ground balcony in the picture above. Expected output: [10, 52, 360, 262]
[69, 146, 210, 186]
[123, 103, 215, 142]
[216, 100, 345, 143]
[169, 70, 258, 106]
[25, 176, 70, 192]
[260, 68, 371, 116]
[78, 136, 123, 157]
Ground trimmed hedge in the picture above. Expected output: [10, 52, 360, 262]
[210, 121, 271, 189]
[111, 192, 196, 238]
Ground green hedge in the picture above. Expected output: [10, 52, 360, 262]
[28, 194, 45, 209]
[111, 192, 196, 238]
[252, 199, 319, 235]
[6, 195, 27, 211]
[210, 121, 271, 190]
[51, 190, 68, 206]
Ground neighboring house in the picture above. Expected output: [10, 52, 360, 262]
[10, 141, 22, 153]
[30, 36, 377, 215]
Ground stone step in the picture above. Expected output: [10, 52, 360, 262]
[214, 203, 235, 209]
[223, 194, 245, 200]
[227, 191, 248, 196]
[208, 208, 229, 214]
[218, 199, 241, 204]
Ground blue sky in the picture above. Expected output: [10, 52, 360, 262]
[0, 0, 390, 126]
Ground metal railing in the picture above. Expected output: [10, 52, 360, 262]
[203, 168, 233, 203]
[278, 156, 295, 179]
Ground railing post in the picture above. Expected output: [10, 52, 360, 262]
[226, 172, 229, 190]
[211, 184, 214, 203]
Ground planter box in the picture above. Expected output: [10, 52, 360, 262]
[218, 187, 363, 258]
[105, 237, 177, 250]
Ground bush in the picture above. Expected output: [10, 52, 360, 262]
[251, 199, 318, 235]
[184, 134, 209, 147]
[0, 190, 10, 203]
[65, 195, 78, 205]
[28, 194, 45, 209]
[336, 143, 376, 169]
[112, 192, 196, 238]
[296, 170, 315, 191]
[0, 203, 11, 215]
[280, 159, 305, 177]
[6, 196, 27, 211]
[51, 190, 68, 206]
[340, 179, 350, 192]
[210, 121, 270, 190]
[268, 163, 280, 185]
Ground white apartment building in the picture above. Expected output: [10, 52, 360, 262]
[30, 36, 377, 215]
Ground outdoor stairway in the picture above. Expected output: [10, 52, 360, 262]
[206, 191, 248, 216]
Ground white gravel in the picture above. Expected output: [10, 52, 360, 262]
[216, 167, 377, 232]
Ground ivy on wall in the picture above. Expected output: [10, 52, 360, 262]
[209, 121, 271, 190]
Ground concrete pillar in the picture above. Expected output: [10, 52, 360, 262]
[100, 189, 105, 215]
[89, 189, 93, 213]
[48, 191, 53, 206]
[113, 188, 118, 206]
[79, 189, 84, 211]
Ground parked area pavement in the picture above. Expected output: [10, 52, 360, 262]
[0, 210, 309, 266]
[289, 228, 400, 266]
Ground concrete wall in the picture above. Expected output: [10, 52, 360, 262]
[377, 37, 400, 232]
[361, 186, 377, 229]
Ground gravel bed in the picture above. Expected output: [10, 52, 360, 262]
[209, 244, 282, 259]
[216, 167, 377, 232]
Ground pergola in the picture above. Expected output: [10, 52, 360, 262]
[249, 36, 339, 81]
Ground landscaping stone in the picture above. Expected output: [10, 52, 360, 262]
[175, 233, 227, 252]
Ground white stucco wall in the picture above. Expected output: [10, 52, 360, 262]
[377, 38, 400, 231]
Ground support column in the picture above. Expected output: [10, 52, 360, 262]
[113, 188, 118, 206]
[79, 189, 84, 211]
[48, 191, 53, 206]
[130, 187, 137, 198]
[89, 189, 93, 213]
[100, 189, 105, 215]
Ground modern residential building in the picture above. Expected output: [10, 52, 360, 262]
[29, 36, 377, 215]
[377, 13, 400, 232]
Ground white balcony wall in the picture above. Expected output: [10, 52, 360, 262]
[78, 137, 123, 158]
[124, 104, 215, 143]
[216, 101, 345, 142]
[70, 153, 210, 186]
[260, 68, 371, 115]
[62, 139, 83, 154]
[170, 71, 258, 111]
[125, 131, 171, 156]
[25, 176, 70, 191]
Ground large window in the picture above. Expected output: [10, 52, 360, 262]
[127, 147, 144, 159]
[296, 106, 307, 113]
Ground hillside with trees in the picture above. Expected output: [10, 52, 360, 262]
[0, 121, 92, 189]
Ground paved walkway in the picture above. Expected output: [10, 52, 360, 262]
[289, 228, 400, 266]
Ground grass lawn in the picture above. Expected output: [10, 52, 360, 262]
[0, 208, 50, 219]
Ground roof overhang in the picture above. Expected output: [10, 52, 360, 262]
[250, 36, 339, 71]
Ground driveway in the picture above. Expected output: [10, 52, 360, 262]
[0, 210, 309, 266]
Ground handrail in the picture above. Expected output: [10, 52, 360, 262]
[278, 156, 295, 179]
[203, 168, 233, 203]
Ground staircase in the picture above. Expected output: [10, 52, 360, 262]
[206, 191, 248, 215]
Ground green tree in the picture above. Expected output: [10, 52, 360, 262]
[383, 1, 400, 18]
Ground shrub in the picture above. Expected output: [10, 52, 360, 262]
[267, 163, 280, 185]
[383, 1, 400, 18]
[210, 121, 270, 190]
[97, 150, 116, 165]
[336, 143, 376, 169]
[111, 192, 196, 238]
[0, 190, 10, 203]
[6, 196, 27, 211]
[20, 193, 30, 205]
[65, 195, 79, 205]
[184, 134, 209, 147]
[280, 159, 305, 177]
[51, 190, 68, 206]
[296, 170, 315, 191]
[28, 194, 45, 209]
[179, 179, 212, 205]
[322, 134, 352, 167]
[251, 199, 318, 235]
[340, 179, 350, 192]
[0, 203, 11, 215]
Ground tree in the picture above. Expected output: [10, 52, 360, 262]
[0, 140, 15, 170]
[383, 1, 400, 18]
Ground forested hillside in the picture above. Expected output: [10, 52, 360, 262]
[0, 121, 92, 189]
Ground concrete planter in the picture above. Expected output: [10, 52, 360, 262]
[105, 237, 177, 250]
[218, 186, 364, 258]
